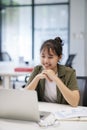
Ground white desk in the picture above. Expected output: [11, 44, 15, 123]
[0, 61, 32, 89]
[0, 102, 87, 130]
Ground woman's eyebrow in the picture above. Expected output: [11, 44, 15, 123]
[41, 52, 54, 56]
[48, 54, 54, 56]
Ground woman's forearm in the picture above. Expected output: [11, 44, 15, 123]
[53, 76, 80, 107]
[25, 76, 40, 90]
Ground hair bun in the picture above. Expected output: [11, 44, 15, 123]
[54, 37, 64, 46]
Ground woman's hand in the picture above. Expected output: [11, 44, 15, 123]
[36, 72, 53, 81]
[42, 69, 56, 81]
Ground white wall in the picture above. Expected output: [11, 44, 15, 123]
[70, 0, 87, 76]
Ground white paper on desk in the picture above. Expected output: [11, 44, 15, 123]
[53, 107, 87, 119]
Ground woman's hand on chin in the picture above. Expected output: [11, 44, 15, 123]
[42, 69, 56, 81]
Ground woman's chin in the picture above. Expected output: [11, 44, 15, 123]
[44, 66, 51, 70]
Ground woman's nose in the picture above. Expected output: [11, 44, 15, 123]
[44, 57, 49, 63]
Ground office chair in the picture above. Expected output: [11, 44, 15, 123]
[77, 76, 87, 106]
[0, 52, 11, 61]
[22, 75, 30, 88]
[65, 54, 76, 68]
[0, 52, 12, 81]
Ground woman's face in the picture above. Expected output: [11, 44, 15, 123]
[40, 48, 61, 72]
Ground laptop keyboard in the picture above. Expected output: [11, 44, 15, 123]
[39, 111, 51, 119]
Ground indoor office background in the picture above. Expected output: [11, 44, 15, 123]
[0, 0, 87, 77]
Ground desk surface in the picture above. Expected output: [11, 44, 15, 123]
[0, 102, 87, 130]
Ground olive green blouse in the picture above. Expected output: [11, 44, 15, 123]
[26, 64, 79, 105]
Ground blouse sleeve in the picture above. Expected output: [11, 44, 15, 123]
[25, 65, 42, 86]
[66, 69, 79, 90]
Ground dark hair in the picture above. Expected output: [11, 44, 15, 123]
[40, 37, 64, 56]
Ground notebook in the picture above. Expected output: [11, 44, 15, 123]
[0, 89, 50, 122]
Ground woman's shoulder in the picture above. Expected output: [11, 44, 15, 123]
[33, 65, 43, 72]
[59, 64, 75, 70]
[58, 64, 77, 84]
[65, 65, 75, 72]
[58, 64, 76, 77]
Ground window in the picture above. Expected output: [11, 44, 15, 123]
[34, 5, 69, 64]
[2, 7, 32, 62]
[1, 0, 69, 65]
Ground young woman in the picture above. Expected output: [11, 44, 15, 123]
[25, 37, 80, 107]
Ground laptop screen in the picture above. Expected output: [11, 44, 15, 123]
[0, 89, 40, 122]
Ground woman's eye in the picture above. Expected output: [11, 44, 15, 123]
[48, 56, 53, 59]
[41, 55, 45, 58]
[41, 55, 53, 59]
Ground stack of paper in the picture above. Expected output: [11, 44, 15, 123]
[53, 107, 87, 120]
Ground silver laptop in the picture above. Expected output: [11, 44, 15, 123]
[0, 89, 42, 122]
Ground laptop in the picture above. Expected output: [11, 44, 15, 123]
[0, 89, 50, 122]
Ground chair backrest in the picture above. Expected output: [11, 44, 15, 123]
[65, 54, 76, 68]
[0, 52, 12, 81]
[77, 76, 87, 106]
[0, 52, 11, 61]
